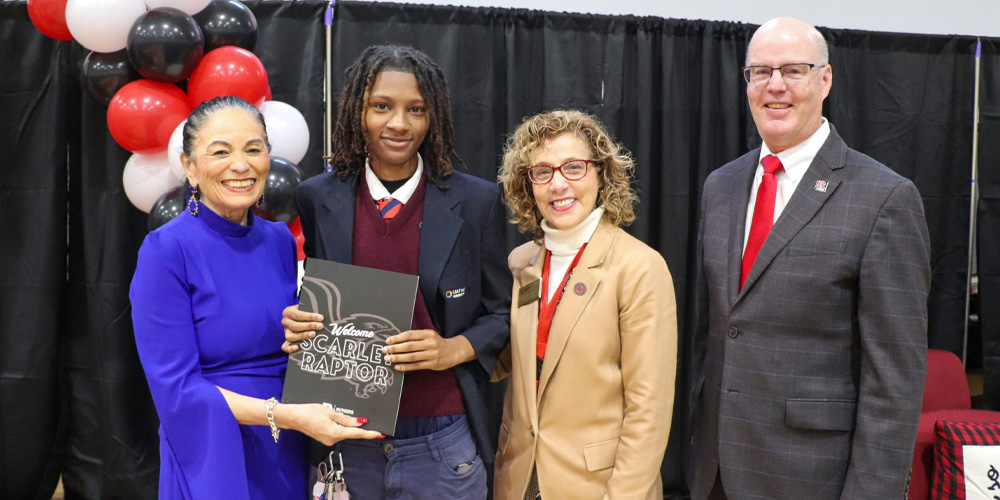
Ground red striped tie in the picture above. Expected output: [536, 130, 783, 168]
[741, 155, 783, 288]
[376, 197, 402, 220]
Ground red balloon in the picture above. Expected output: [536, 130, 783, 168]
[107, 80, 192, 154]
[27, 0, 73, 41]
[287, 217, 305, 262]
[187, 46, 269, 108]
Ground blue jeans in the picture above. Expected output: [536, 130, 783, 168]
[333, 414, 486, 500]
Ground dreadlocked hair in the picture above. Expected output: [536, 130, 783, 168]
[329, 45, 460, 188]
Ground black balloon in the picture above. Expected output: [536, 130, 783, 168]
[127, 7, 205, 83]
[81, 50, 141, 106]
[148, 185, 189, 232]
[253, 157, 302, 223]
[193, 0, 258, 52]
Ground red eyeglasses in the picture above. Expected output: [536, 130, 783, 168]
[525, 159, 595, 185]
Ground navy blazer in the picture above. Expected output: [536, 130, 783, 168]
[295, 168, 512, 462]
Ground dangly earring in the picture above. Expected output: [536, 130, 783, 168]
[187, 185, 199, 216]
[256, 195, 264, 207]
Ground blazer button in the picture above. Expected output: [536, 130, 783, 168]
[727, 326, 739, 338]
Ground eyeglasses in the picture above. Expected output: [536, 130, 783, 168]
[526, 159, 595, 185]
[742, 63, 825, 84]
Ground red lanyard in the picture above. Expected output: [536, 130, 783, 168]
[536, 243, 587, 362]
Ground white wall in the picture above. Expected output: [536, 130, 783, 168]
[372, 0, 1000, 38]
[9, 0, 990, 37]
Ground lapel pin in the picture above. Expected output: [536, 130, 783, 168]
[573, 282, 586, 296]
[814, 180, 829, 192]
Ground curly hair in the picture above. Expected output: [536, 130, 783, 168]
[499, 110, 637, 242]
[328, 45, 460, 187]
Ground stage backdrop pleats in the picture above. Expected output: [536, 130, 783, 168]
[0, 3, 70, 499]
[976, 40, 1000, 411]
[0, 2, 327, 498]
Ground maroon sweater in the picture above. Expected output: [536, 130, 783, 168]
[351, 174, 465, 417]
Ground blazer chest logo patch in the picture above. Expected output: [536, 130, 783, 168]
[445, 287, 466, 298]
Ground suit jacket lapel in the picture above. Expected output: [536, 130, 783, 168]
[537, 222, 615, 404]
[516, 246, 544, 427]
[318, 174, 358, 264]
[418, 181, 463, 315]
[737, 127, 848, 299]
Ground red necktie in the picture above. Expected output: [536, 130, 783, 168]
[741, 155, 783, 288]
[376, 197, 402, 220]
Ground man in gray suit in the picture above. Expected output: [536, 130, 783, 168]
[688, 17, 931, 500]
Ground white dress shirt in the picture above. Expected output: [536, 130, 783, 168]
[742, 118, 831, 255]
[364, 153, 425, 203]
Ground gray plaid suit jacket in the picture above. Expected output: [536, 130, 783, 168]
[688, 126, 931, 500]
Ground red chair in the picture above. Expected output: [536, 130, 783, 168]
[909, 349, 1000, 500]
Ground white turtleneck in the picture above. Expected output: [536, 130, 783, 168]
[540, 207, 605, 302]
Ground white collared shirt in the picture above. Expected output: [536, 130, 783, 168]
[364, 154, 425, 203]
[742, 118, 831, 255]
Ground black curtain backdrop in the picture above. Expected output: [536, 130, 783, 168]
[61, 37, 157, 500]
[823, 31, 977, 358]
[0, 2, 327, 498]
[0, 0, 989, 497]
[0, 4, 70, 499]
[977, 40, 1000, 411]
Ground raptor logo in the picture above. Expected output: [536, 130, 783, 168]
[290, 276, 399, 399]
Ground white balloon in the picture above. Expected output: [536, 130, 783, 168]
[144, 0, 210, 15]
[259, 101, 310, 165]
[123, 152, 184, 213]
[167, 120, 187, 181]
[65, 0, 147, 53]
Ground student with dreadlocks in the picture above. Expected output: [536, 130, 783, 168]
[281, 45, 511, 499]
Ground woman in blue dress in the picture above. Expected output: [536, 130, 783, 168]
[130, 96, 381, 499]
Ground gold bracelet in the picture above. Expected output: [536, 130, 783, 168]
[265, 397, 280, 443]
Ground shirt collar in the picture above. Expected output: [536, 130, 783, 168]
[759, 117, 830, 185]
[364, 153, 424, 203]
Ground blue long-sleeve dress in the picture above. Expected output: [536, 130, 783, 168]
[130, 202, 307, 499]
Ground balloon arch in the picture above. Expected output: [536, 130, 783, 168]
[28, 0, 312, 258]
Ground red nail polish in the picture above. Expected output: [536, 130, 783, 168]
[377, 434, 386, 439]
[357, 417, 368, 424]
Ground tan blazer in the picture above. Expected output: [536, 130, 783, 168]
[493, 221, 677, 500]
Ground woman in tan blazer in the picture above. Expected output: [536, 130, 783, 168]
[494, 110, 677, 500]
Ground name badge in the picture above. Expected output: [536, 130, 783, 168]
[517, 278, 541, 307]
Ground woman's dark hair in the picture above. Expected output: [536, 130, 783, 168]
[329, 45, 459, 187]
[182, 96, 270, 156]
